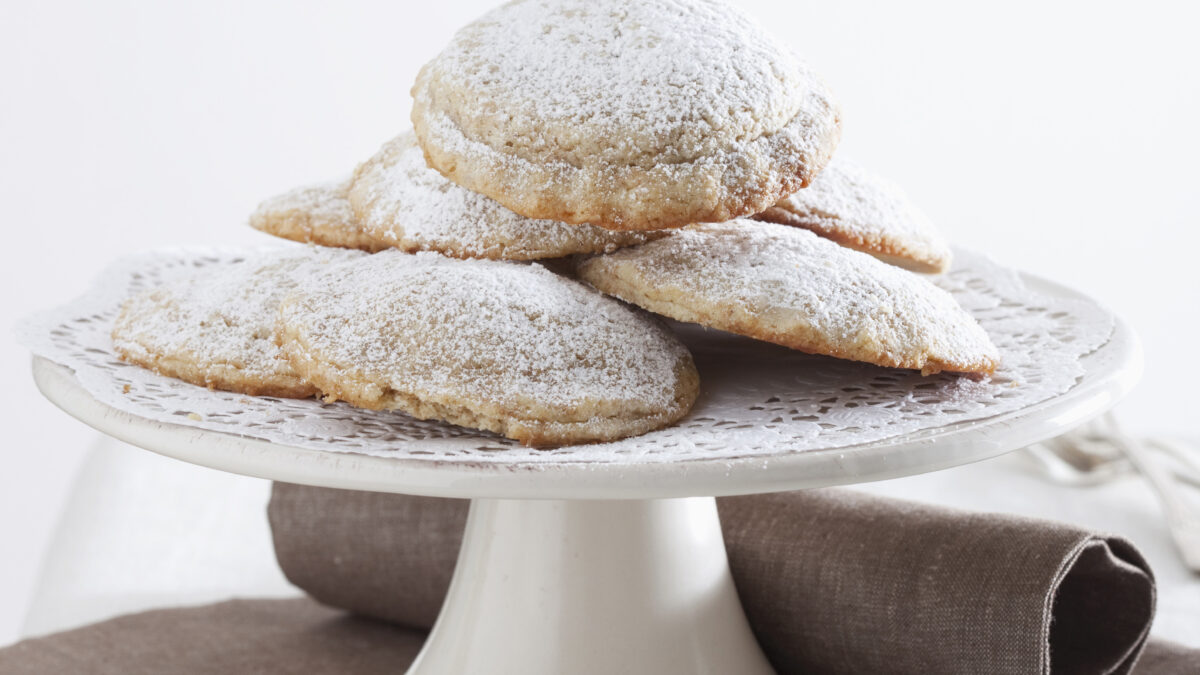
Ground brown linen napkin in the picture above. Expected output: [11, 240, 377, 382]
[0, 598, 1191, 674]
[268, 484, 1161, 675]
[269, 484, 465, 630]
[0, 598, 426, 675]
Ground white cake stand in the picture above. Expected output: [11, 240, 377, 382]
[27, 257, 1141, 675]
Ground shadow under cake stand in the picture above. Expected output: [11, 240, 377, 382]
[29, 265, 1140, 675]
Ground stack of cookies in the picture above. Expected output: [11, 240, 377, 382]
[112, 0, 1000, 448]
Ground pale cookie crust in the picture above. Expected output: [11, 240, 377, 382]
[412, 0, 841, 231]
[276, 251, 699, 447]
[250, 181, 390, 252]
[755, 156, 953, 273]
[112, 247, 364, 397]
[348, 132, 657, 259]
[577, 221, 999, 375]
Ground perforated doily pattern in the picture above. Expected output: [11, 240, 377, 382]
[18, 247, 1114, 465]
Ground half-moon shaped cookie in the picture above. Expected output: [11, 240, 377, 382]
[112, 247, 364, 397]
[411, 0, 841, 230]
[576, 221, 998, 375]
[754, 156, 952, 273]
[347, 132, 656, 259]
[275, 251, 699, 446]
[249, 181, 389, 252]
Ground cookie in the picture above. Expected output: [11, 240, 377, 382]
[755, 156, 953, 273]
[347, 132, 656, 260]
[576, 221, 999, 375]
[250, 181, 390, 252]
[112, 247, 364, 397]
[275, 251, 699, 447]
[411, 0, 841, 231]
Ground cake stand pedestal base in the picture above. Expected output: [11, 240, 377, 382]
[406, 497, 774, 675]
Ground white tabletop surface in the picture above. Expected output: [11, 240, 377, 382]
[3, 0, 1198, 647]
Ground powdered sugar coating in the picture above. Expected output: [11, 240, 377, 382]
[249, 181, 388, 252]
[276, 251, 698, 446]
[756, 156, 953, 273]
[112, 246, 364, 397]
[348, 132, 655, 259]
[23, 246, 1118, 464]
[412, 0, 841, 230]
[577, 221, 999, 375]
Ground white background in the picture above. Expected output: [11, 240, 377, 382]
[1, 0, 1198, 646]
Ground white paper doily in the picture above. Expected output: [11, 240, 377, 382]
[18, 246, 1115, 465]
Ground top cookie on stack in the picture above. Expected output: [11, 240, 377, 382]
[412, 0, 842, 231]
